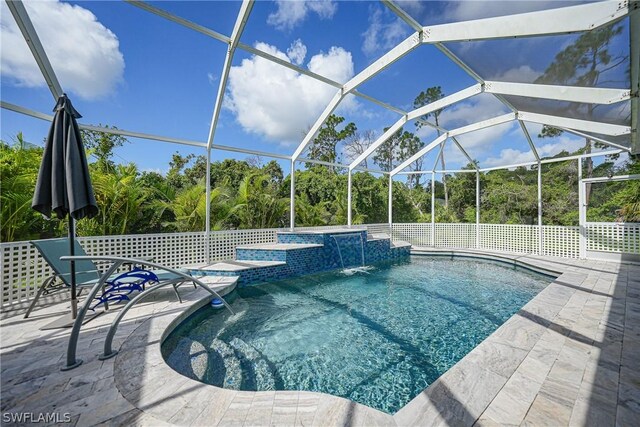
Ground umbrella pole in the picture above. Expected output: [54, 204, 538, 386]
[69, 217, 77, 319]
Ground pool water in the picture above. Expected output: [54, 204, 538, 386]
[162, 256, 552, 413]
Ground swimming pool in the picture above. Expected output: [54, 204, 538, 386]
[162, 256, 553, 413]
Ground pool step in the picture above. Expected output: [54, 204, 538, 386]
[368, 233, 390, 241]
[209, 339, 243, 389]
[237, 243, 324, 250]
[236, 243, 324, 262]
[165, 338, 208, 381]
[185, 229, 410, 286]
[228, 338, 277, 391]
[391, 240, 412, 248]
[198, 260, 286, 272]
[192, 274, 239, 296]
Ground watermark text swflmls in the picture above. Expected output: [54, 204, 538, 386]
[2, 412, 72, 424]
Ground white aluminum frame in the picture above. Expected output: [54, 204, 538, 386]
[518, 111, 631, 136]
[485, 81, 631, 105]
[421, 1, 629, 43]
[5, 0, 62, 99]
[582, 174, 640, 183]
[390, 114, 515, 176]
[204, 0, 253, 256]
[631, 4, 639, 154]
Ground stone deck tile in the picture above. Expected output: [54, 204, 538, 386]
[243, 391, 275, 427]
[270, 391, 299, 426]
[295, 392, 320, 426]
[2, 250, 639, 426]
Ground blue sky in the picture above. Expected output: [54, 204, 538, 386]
[0, 0, 631, 178]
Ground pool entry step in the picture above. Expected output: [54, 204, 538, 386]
[165, 336, 278, 390]
[186, 229, 411, 286]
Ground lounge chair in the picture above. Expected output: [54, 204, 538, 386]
[24, 238, 192, 318]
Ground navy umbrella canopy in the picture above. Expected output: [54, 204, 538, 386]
[33, 94, 98, 220]
[32, 94, 98, 318]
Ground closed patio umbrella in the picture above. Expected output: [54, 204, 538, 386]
[32, 94, 98, 319]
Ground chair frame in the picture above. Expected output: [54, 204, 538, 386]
[24, 238, 192, 319]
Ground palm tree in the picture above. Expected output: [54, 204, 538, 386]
[78, 164, 149, 235]
[295, 195, 329, 226]
[0, 134, 50, 241]
[230, 173, 289, 229]
[333, 188, 365, 225]
[160, 182, 231, 232]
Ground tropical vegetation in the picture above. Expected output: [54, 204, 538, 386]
[1, 118, 638, 243]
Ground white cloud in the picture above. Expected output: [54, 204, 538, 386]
[537, 135, 585, 157]
[362, 7, 410, 56]
[445, 0, 563, 22]
[482, 134, 584, 167]
[458, 121, 515, 151]
[286, 39, 307, 66]
[225, 40, 354, 144]
[207, 73, 218, 85]
[482, 148, 536, 168]
[335, 93, 369, 119]
[490, 65, 542, 83]
[412, 96, 511, 168]
[142, 167, 168, 175]
[267, 0, 337, 31]
[415, 124, 437, 140]
[1, 0, 124, 100]
[395, 1, 426, 17]
[307, 45, 353, 80]
[439, 95, 509, 129]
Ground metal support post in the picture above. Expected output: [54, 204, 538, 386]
[290, 159, 295, 231]
[431, 172, 436, 246]
[537, 162, 543, 255]
[388, 175, 393, 224]
[578, 158, 587, 259]
[475, 171, 480, 249]
[348, 170, 352, 227]
[205, 148, 211, 263]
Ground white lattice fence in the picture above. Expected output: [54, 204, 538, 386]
[1, 230, 280, 309]
[79, 232, 207, 268]
[2, 242, 52, 307]
[542, 225, 580, 258]
[363, 223, 392, 236]
[209, 229, 278, 261]
[586, 223, 640, 254]
[480, 224, 539, 254]
[391, 223, 583, 258]
[392, 223, 432, 246]
[4, 223, 637, 309]
[434, 223, 477, 248]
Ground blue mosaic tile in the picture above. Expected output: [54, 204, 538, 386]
[191, 230, 409, 286]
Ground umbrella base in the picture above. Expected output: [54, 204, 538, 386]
[40, 310, 103, 330]
[60, 359, 83, 371]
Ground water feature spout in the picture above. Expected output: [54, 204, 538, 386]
[331, 233, 365, 268]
